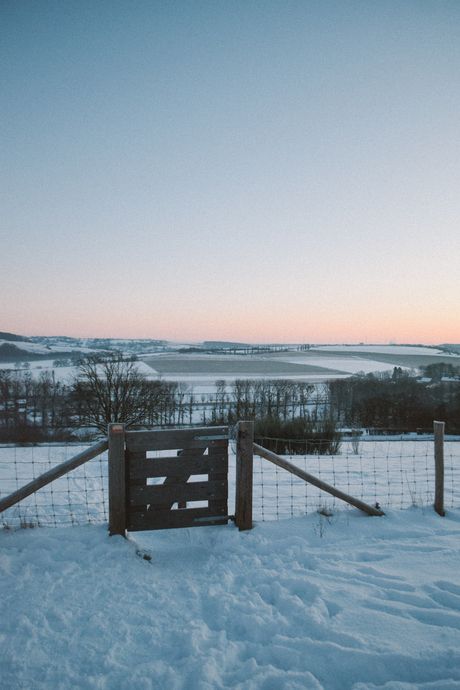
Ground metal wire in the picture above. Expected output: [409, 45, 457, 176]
[1, 437, 459, 530]
[251, 437, 460, 521]
[0, 444, 109, 530]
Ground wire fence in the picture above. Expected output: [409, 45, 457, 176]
[0, 444, 108, 529]
[252, 437, 460, 521]
[1, 437, 459, 530]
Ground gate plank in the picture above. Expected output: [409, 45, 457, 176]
[126, 426, 228, 452]
[128, 454, 227, 479]
[128, 506, 228, 531]
[130, 479, 227, 505]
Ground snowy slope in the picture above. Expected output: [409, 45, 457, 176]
[313, 346, 445, 356]
[1, 508, 460, 689]
[276, 356, 407, 375]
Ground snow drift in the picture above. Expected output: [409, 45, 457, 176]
[2, 507, 460, 689]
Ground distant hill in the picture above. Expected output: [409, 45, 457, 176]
[203, 341, 250, 349]
[0, 343, 43, 362]
[0, 332, 29, 342]
[440, 344, 460, 354]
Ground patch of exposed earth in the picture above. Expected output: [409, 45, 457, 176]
[142, 354, 345, 377]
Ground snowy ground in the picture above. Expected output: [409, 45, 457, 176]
[2, 508, 460, 689]
[275, 357, 411, 376]
[2, 439, 460, 688]
[312, 346, 445, 356]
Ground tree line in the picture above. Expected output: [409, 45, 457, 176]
[0, 357, 192, 443]
[0, 355, 322, 443]
[327, 363, 460, 434]
[1, 355, 459, 444]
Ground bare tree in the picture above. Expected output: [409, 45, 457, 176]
[175, 382, 190, 425]
[72, 353, 165, 433]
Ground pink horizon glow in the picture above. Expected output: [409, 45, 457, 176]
[2, 3, 459, 348]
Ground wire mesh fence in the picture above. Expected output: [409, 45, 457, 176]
[252, 437, 460, 521]
[0, 444, 108, 529]
[1, 436, 459, 530]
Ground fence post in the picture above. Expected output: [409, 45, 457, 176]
[108, 423, 126, 536]
[434, 420, 445, 517]
[235, 420, 254, 530]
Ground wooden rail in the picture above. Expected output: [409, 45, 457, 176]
[253, 442, 385, 517]
[0, 439, 108, 515]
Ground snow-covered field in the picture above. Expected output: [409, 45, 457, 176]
[313, 345, 445, 356]
[2, 344, 459, 398]
[275, 357, 410, 376]
[2, 507, 460, 689]
[0, 359, 157, 384]
[141, 344, 460, 389]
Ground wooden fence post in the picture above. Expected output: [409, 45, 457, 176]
[108, 423, 126, 536]
[235, 420, 253, 530]
[434, 420, 445, 517]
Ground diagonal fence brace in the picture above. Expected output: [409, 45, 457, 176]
[253, 442, 385, 517]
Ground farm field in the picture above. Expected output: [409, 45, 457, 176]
[143, 353, 344, 377]
[142, 344, 460, 385]
[2, 344, 459, 389]
[271, 345, 460, 370]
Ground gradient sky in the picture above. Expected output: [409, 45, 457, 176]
[2, 0, 459, 344]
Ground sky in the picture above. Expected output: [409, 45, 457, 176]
[1, 0, 460, 345]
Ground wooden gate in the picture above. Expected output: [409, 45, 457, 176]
[108, 424, 230, 535]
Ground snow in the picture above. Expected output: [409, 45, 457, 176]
[277, 357, 408, 376]
[2, 508, 460, 689]
[2, 438, 460, 688]
[0, 359, 158, 383]
[313, 346, 445, 356]
[0, 340, 96, 356]
[142, 374, 345, 400]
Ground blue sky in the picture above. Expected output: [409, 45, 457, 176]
[2, 0, 459, 343]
